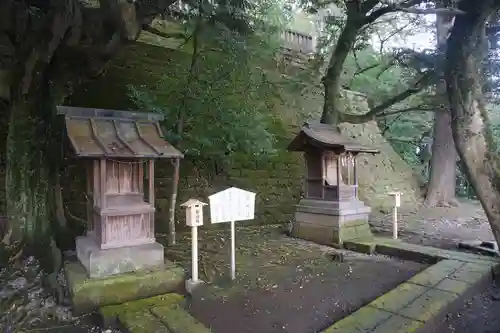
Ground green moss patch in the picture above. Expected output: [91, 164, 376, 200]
[101, 293, 211, 333]
[64, 261, 185, 314]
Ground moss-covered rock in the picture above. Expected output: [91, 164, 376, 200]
[101, 293, 211, 333]
[64, 261, 185, 314]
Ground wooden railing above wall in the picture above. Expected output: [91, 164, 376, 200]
[167, 0, 316, 55]
[280, 30, 315, 55]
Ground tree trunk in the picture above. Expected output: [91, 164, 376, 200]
[168, 158, 180, 245]
[5, 95, 60, 252]
[424, 111, 458, 206]
[446, 0, 500, 243]
[424, 6, 458, 207]
[321, 19, 359, 125]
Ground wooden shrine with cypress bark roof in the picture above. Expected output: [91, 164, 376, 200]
[58, 106, 183, 279]
[288, 122, 379, 247]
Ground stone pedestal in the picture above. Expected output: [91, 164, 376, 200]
[76, 235, 164, 278]
[291, 198, 373, 247]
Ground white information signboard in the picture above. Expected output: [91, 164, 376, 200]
[208, 187, 256, 280]
[209, 187, 256, 224]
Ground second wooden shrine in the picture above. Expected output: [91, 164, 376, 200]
[288, 122, 379, 247]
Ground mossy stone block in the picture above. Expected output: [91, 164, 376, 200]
[375, 243, 438, 264]
[101, 293, 184, 323]
[369, 283, 428, 313]
[151, 305, 212, 333]
[408, 260, 461, 287]
[397, 289, 459, 323]
[343, 240, 376, 254]
[434, 278, 470, 295]
[369, 314, 422, 333]
[321, 306, 392, 333]
[119, 310, 171, 333]
[338, 220, 373, 244]
[448, 267, 490, 284]
[65, 261, 185, 314]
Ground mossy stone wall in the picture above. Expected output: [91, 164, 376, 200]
[65, 42, 304, 233]
[0, 40, 421, 233]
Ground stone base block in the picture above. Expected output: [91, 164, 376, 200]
[185, 278, 205, 295]
[64, 260, 185, 314]
[292, 199, 374, 246]
[76, 236, 164, 278]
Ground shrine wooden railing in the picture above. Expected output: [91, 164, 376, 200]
[167, 0, 316, 55]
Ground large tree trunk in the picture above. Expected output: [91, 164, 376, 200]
[0, 0, 177, 255]
[446, 0, 500, 243]
[424, 7, 458, 207]
[5, 96, 60, 251]
[424, 111, 457, 206]
[321, 19, 359, 125]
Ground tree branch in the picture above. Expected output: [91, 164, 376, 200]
[143, 25, 189, 40]
[340, 73, 434, 123]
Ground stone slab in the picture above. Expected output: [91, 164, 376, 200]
[101, 293, 211, 333]
[368, 283, 428, 313]
[369, 314, 422, 333]
[407, 260, 463, 287]
[374, 238, 500, 265]
[397, 288, 459, 322]
[118, 310, 171, 333]
[65, 260, 184, 314]
[152, 305, 212, 333]
[76, 235, 165, 278]
[101, 294, 184, 324]
[321, 306, 392, 333]
[433, 278, 469, 295]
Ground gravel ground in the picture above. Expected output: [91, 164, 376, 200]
[0, 255, 121, 333]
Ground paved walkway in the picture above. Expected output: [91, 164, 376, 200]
[322, 238, 500, 333]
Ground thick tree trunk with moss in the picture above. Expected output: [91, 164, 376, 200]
[424, 8, 458, 207]
[446, 0, 500, 243]
[0, 0, 177, 254]
[5, 96, 59, 250]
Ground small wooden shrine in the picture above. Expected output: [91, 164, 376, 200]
[58, 106, 183, 278]
[288, 122, 379, 246]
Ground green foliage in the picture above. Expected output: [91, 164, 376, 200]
[129, 13, 289, 164]
[341, 47, 433, 167]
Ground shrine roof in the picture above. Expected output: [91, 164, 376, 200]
[57, 106, 184, 159]
[287, 122, 379, 154]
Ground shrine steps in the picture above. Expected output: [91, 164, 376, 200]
[100, 293, 211, 333]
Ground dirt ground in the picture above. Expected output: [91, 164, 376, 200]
[435, 284, 500, 333]
[163, 226, 426, 333]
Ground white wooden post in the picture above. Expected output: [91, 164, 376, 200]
[230, 220, 236, 280]
[388, 192, 402, 239]
[181, 199, 207, 293]
[192, 225, 199, 282]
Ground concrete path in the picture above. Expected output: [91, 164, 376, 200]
[322, 238, 500, 333]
